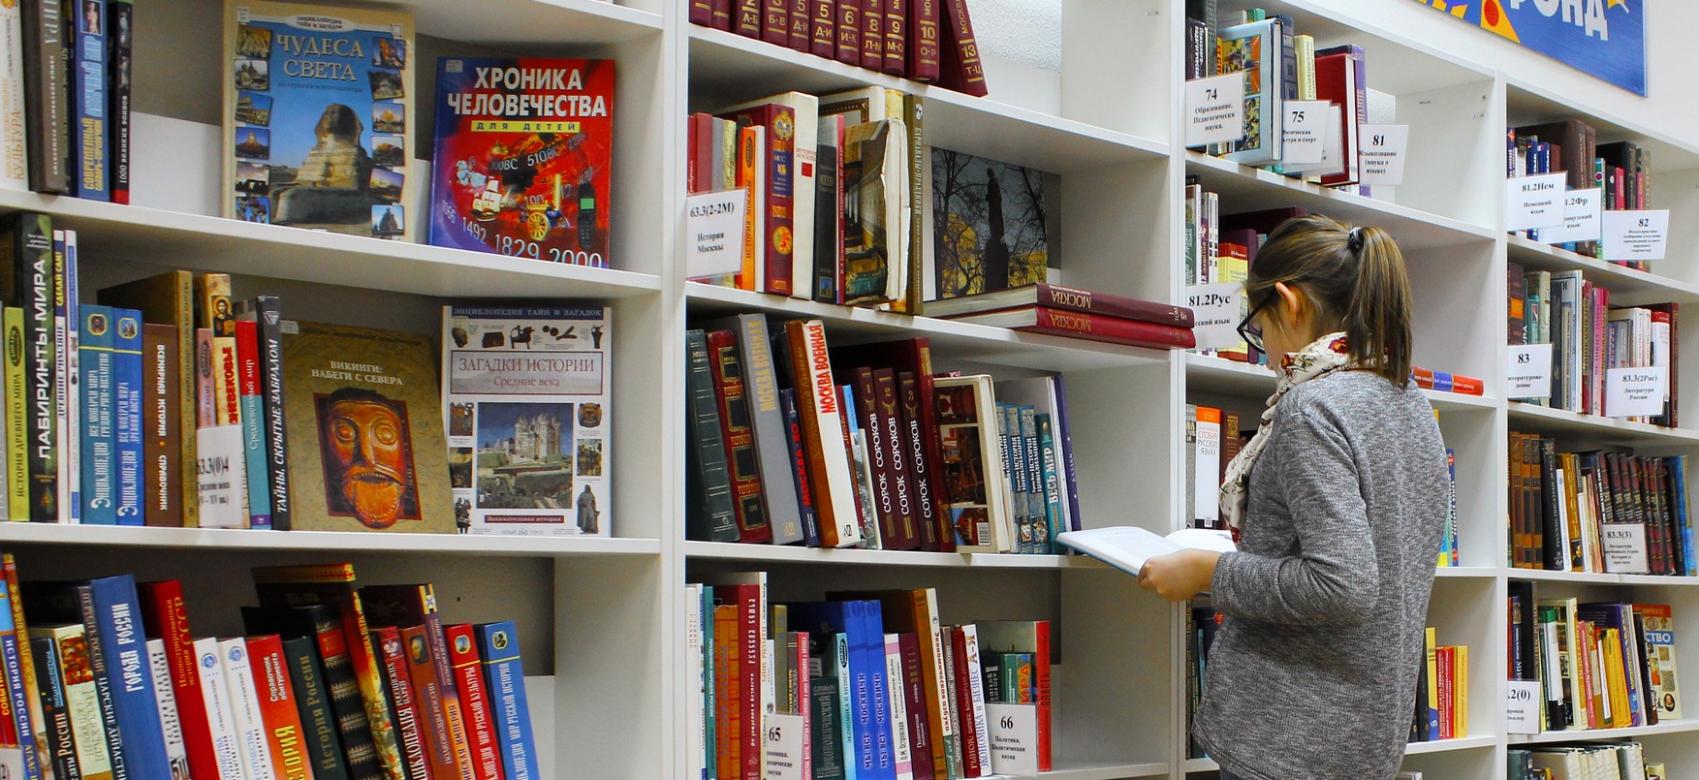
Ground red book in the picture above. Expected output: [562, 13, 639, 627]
[852, 367, 900, 546]
[1450, 374, 1484, 396]
[958, 307, 1195, 349]
[882, 0, 907, 75]
[926, 283, 1197, 326]
[897, 633, 935, 780]
[896, 371, 942, 553]
[1412, 366, 1435, 390]
[835, 0, 861, 64]
[937, 0, 987, 96]
[137, 580, 221, 780]
[246, 634, 315, 780]
[403, 624, 461, 780]
[949, 627, 982, 776]
[763, 0, 790, 45]
[725, 585, 761, 780]
[361, 583, 476, 779]
[1315, 50, 1363, 187]
[712, 604, 740, 779]
[707, 329, 772, 542]
[713, 0, 734, 29]
[720, 104, 796, 296]
[810, 0, 836, 57]
[874, 368, 921, 550]
[687, 113, 702, 193]
[736, 0, 762, 37]
[789, 0, 812, 50]
[859, 0, 884, 69]
[444, 624, 504, 780]
[830, 338, 950, 551]
[690, 0, 715, 25]
[907, 0, 940, 81]
[375, 626, 433, 780]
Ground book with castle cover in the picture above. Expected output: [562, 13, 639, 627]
[222, 1, 416, 240]
[281, 321, 453, 533]
[442, 305, 611, 536]
[429, 57, 614, 266]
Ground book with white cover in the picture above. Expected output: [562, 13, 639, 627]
[217, 637, 276, 779]
[193, 637, 246, 777]
[1056, 526, 1236, 577]
[147, 638, 193, 779]
[0, 0, 25, 190]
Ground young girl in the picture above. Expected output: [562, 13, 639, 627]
[1139, 216, 1449, 780]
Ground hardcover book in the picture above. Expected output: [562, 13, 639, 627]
[282, 321, 454, 533]
[146, 638, 194, 779]
[442, 304, 611, 536]
[930, 148, 1058, 302]
[220, 636, 279, 779]
[20, 0, 67, 192]
[475, 621, 538, 780]
[1217, 18, 1285, 166]
[222, 1, 416, 239]
[35, 624, 114, 780]
[932, 375, 1009, 552]
[429, 57, 614, 266]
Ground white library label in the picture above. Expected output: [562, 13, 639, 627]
[1505, 173, 1568, 231]
[1506, 344, 1553, 400]
[1606, 366, 1665, 418]
[1603, 523, 1651, 574]
[686, 189, 748, 279]
[986, 703, 1039, 776]
[1187, 283, 1245, 351]
[1537, 187, 1602, 245]
[762, 712, 806, 780]
[1506, 681, 1542, 735]
[1185, 74, 1245, 147]
[1280, 100, 1330, 165]
[1602, 209, 1670, 262]
[1357, 124, 1408, 186]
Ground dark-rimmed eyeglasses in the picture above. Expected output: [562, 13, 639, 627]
[1237, 293, 1271, 352]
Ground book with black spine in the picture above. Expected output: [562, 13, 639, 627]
[685, 329, 740, 543]
[20, 0, 67, 192]
[235, 296, 292, 530]
[2, 213, 55, 522]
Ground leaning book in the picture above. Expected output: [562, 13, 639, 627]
[428, 57, 614, 266]
[222, 1, 417, 240]
[442, 304, 611, 536]
[280, 321, 453, 533]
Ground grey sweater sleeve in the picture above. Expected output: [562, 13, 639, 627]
[1211, 402, 1380, 625]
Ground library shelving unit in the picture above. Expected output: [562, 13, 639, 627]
[0, 0, 1694, 778]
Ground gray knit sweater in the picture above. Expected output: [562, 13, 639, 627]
[1193, 371, 1449, 780]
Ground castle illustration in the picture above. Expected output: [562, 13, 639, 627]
[501, 412, 562, 462]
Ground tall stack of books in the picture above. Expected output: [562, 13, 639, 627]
[684, 576, 1052, 778]
[1507, 435, 1694, 577]
[1508, 584, 1682, 736]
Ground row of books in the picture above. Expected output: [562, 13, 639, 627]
[0, 0, 133, 201]
[684, 576, 1051, 779]
[1, 212, 615, 536]
[1507, 433, 1694, 576]
[1508, 264, 1678, 424]
[687, 0, 988, 97]
[1508, 121, 1652, 270]
[0, 561, 538, 780]
[1185, 4, 1371, 187]
[1511, 743, 1668, 780]
[685, 315, 1078, 553]
[1508, 587, 1682, 734]
[1410, 627, 1469, 742]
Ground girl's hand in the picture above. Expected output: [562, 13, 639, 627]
[1137, 549, 1222, 601]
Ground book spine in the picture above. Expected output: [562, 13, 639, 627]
[5, 308, 26, 520]
[690, 0, 715, 25]
[903, 95, 924, 315]
[778, 389, 820, 546]
[444, 625, 502, 780]
[0, 568, 41, 779]
[78, 304, 113, 524]
[301, 607, 381, 780]
[1036, 284, 1196, 326]
[896, 373, 939, 551]
[106, 0, 130, 204]
[136, 580, 217, 779]
[790, 0, 811, 50]
[835, 0, 860, 64]
[247, 635, 312, 780]
[763, 0, 789, 45]
[402, 624, 458, 780]
[192, 637, 246, 778]
[66, 0, 105, 200]
[141, 324, 179, 527]
[754, 107, 794, 296]
[281, 636, 350, 780]
[859, 0, 883, 68]
[786, 320, 861, 547]
[1019, 406, 1044, 554]
[21, 0, 67, 192]
[810, 0, 835, 56]
[1036, 414, 1064, 553]
[712, 606, 738, 780]
[0, 0, 21, 191]
[737, 125, 760, 290]
[882, 0, 906, 75]
[15, 214, 56, 521]
[713, 0, 733, 29]
[947, 628, 977, 777]
[685, 330, 741, 543]
[855, 368, 898, 548]
[222, 637, 278, 778]
[908, 0, 939, 81]
[76, 584, 131, 780]
[707, 329, 772, 543]
[234, 319, 271, 528]
[896, 634, 930, 780]
[416, 605, 474, 780]
[883, 635, 912, 779]
[736, 314, 802, 544]
[875, 370, 920, 550]
[735, 0, 760, 38]
[147, 639, 192, 779]
[812, 117, 841, 303]
[31, 636, 80, 780]
[474, 622, 536, 780]
[87, 576, 171, 778]
[938, 0, 987, 96]
[211, 336, 238, 428]
[737, 590, 760, 780]
[52, 230, 67, 522]
[375, 628, 432, 780]
[48, 626, 110, 780]
[112, 307, 142, 525]
[1030, 307, 1197, 349]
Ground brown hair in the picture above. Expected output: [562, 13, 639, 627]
[1246, 215, 1414, 384]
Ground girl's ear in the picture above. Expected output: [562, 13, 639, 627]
[1273, 281, 1306, 329]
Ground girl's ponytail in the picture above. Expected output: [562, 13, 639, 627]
[1245, 216, 1416, 385]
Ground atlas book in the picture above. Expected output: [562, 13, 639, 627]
[222, 1, 416, 239]
[429, 57, 615, 266]
[930, 148, 1058, 302]
[281, 321, 454, 533]
[441, 304, 611, 536]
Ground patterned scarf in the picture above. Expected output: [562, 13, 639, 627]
[1219, 331, 1354, 537]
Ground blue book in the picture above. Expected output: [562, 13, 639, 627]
[835, 632, 857, 780]
[0, 567, 43, 779]
[777, 389, 820, 548]
[64, 233, 80, 522]
[1035, 413, 1064, 553]
[79, 304, 115, 524]
[68, 0, 109, 200]
[1050, 376, 1081, 531]
[699, 585, 715, 780]
[789, 600, 881, 778]
[84, 574, 170, 777]
[1671, 456, 1695, 576]
[855, 600, 894, 779]
[111, 307, 142, 524]
[476, 621, 538, 780]
[236, 322, 270, 528]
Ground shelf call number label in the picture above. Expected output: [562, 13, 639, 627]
[1185, 73, 1244, 147]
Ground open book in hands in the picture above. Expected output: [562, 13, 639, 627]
[1056, 526, 1236, 578]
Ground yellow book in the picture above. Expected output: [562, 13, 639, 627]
[1602, 627, 1629, 728]
[1425, 627, 1438, 735]
[1456, 645, 1469, 737]
[3, 307, 24, 521]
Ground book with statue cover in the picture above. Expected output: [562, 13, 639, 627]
[222, 1, 416, 240]
[929, 148, 1058, 302]
[429, 57, 614, 266]
[281, 321, 453, 533]
[441, 304, 612, 536]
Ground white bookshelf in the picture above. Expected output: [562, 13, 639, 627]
[0, 0, 1690, 777]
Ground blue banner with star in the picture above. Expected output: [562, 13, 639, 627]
[1416, 0, 1645, 96]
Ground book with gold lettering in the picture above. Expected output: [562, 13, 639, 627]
[441, 305, 611, 536]
[280, 322, 452, 534]
[222, 1, 416, 239]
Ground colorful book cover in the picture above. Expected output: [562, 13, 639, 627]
[235, 319, 272, 528]
[0, 561, 41, 779]
[930, 148, 1056, 301]
[30, 633, 81, 780]
[37, 624, 114, 780]
[444, 624, 504, 780]
[1217, 18, 1283, 166]
[62, 230, 80, 522]
[112, 306, 144, 524]
[475, 621, 537, 780]
[281, 321, 454, 533]
[68, 0, 108, 200]
[222, 1, 416, 239]
[79, 304, 115, 524]
[235, 295, 292, 530]
[441, 304, 611, 536]
[246, 634, 314, 780]
[429, 57, 614, 265]
[4, 307, 25, 521]
[85, 574, 173, 778]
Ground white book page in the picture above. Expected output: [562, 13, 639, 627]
[1056, 526, 1235, 576]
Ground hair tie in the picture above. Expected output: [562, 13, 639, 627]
[1346, 227, 1366, 254]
